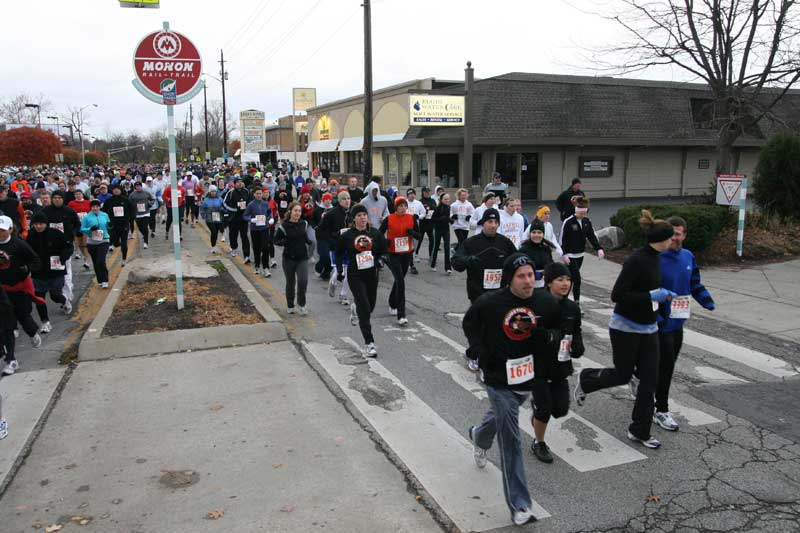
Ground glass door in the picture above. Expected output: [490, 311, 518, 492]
[521, 153, 539, 200]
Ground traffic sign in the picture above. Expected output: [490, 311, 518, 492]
[715, 174, 745, 205]
[131, 27, 202, 106]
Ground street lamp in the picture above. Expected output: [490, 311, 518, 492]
[78, 104, 98, 166]
[47, 115, 60, 138]
[25, 103, 41, 128]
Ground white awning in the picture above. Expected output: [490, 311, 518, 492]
[374, 133, 406, 143]
[306, 139, 340, 152]
[338, 136, 364, 152]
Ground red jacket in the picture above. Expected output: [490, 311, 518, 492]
[162, 185, 185, 208]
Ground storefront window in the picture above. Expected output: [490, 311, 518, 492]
[386, 152, 399, 186]
[472, 153, 482, 186]
[495, 153, 518, 186]
[318, 152, 340, 173]
[345, 151, 363, 174]
[436, 153, 459, 188]
[417, 153, 429, 188]
[401, 152, 412, 187]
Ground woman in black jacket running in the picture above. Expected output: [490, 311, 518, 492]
[274, 202, 313, 316]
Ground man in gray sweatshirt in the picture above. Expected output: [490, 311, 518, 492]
[360, 181, 389, 229]
[128, 181, 155, 248]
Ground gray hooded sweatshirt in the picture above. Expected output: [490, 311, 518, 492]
[360, 181, 389, 229]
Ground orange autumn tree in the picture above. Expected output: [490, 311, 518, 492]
[0, 127, 62, 166]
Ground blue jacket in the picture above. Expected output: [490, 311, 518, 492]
[199, 196, 224, 224]
[80, 211, 111, 242]
[243, 199, 274, 232]
[658, 248, 715, 332]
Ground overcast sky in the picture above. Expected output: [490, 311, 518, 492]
[2, 0, 691, 138]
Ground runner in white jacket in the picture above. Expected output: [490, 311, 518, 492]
[450, 188, 475, 247]
[470, 193, 499, 236]
[498, 198, 526, 249]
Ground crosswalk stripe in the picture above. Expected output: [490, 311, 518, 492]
[414, 321, 648, 472]
[304, 339, 550, 530]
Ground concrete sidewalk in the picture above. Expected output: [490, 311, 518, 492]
[580, 253, 800, 343]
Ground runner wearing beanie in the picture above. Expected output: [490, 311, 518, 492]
[102, 183, 132, 266]
[336, 203, 388, 357]
[463, 253, 561, 526]
[470, 193, 498, 236]
[42, 190, 80, 303]
[379, 196, 420, 326]
[243, 188, 277, 276]
[318, 191, 353, 305]
[574, 210, 675, 449]
[524, 206, 562, 258]
[199, 186, 225, 254]
[415, 187, 436, 262]
[26, 211, 72, 332]
[223, 178, 252, 263]
[559, 196, 604, 304]
[128, 181, 154, 249]
[528, 262, 584, 463]
[519, 219, 555, 289]
[81, 200, 112, 288]
[67, 190, 91, 269]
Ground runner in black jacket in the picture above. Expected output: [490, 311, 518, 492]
[223, 179, 252, 262]
[558, 196, 604, 303]
[319, 192, 353, 304]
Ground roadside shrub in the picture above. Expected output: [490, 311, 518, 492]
[753, 134, 800, 221]
[609, 204, 733, 251]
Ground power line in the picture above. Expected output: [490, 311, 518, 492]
[226, 0, 292, 60]
[222, 0, 275, 52]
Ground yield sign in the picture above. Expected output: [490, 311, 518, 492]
[720, 179, 742, 203]
[716, 174, 746, 206]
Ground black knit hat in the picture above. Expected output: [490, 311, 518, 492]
[528, 218, 545, 234]
[31, 211, 48, 225]
[51, 190, 64, 198]
[478, 208, 501, 226]
[350, 204, 368, 218]
[501, 253, 535, 287]
[544, 262, 571, 285]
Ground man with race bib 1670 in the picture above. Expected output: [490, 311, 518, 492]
[463, 253, 561, 527]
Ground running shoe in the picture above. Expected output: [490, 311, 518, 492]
[101, 282, 109, 289]
[0, 418, 7, 440]
[2, 359, 18, 376]
[128, 233, 134, 240]
[350, 304, 358, 326]
[627, 431, 662, 449]
[73, 253, 82, 260]
[629, 376, 640, 400]
[410, 265, 418, 275]
[270, 259, 277, 268]
[365, 343, 378, 358]
[62, 300, 72, 315]
[299, 306, 308, 316]
[121, 260, 126, 267]
[40, 321, 52, 334]
[165, 234, 169, 240]
[531, 441, 554, 464]
[513, 508, 537, 526]
[150, 232, 155, 238]
[430, 266, 437, 272]
[328, 277, 337, 298]
[243, 257, 251, 265]
[467, 358, 479, 372]
[143, 243, 148, 249]
[573, 374, 587, 406]
[83, 262, 90, 270]
[339, 297, 349, 306]
[398, 317, 408, 326]
[263, 268, 271, 278]
[221, 236, 226, 242]
[467, 426, 487, 469]
[31, 333, 42, 348]
[230, 250, 238, 257]
[13, 329, 18, 338]
[109, 245, 114, 252]
[446, 269, 452, 275]
[287, 307, 295, 314]
[389, 307, 397, 316]
[654, 412, 680, 431]
[211, 247, 217, 254]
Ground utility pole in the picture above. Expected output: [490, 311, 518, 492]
[182, 112, 189, 161]
[203, 80, 210, 161]
[220, 49, 229, 162]
[189, 103, 194, 161]
[362, 0, 373, 186]
[463, 61, 474, 189]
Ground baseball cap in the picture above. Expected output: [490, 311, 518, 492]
[0, 216, 13, 231]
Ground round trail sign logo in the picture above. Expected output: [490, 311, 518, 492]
[132, 27, 202, 105]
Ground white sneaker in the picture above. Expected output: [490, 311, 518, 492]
[270, 259, 277, 268]
[654, 411, 680, 431]
[513, 508, 536, 526]
[128, 233, 134, 240]
[430, 266, 437, 272]
[398, 317, 408, 326]
[328, 277, 337, 298]
[243, 257, 251, 265]
[73, 253, 82, 261]
[467, 358, 479, 372]
[109, 245, 114, 252]
[467, 426, 487, 469]
[143, 243, 148, 249]
[446, 269, 452, 275]
[627, 431, 662, 449]
[13, 329, 18, 338]
[221, 235, 226, 242]
[299, 306, 308, 316]
[365, 343, 378, 358]
[62, 300, 72, 315]
[211, 247, 217, 254]
[40, 321, 52, 334]
[31, 333, 42, 348]
[0, 418, 7, 440]
[339, 297, 349, 306]
[629, 376, 640, 400]
[101, 282, 109, 289]
[263, 268, 271, 278]
[287, 307, 295, 314]
[2, 360, 19, 376]
[389, 307, 397, 316]
[121, 260, 126, 267]
[230, 250, 237, 257]
[350, 304, 358, 326]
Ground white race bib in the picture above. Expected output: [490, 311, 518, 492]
[187, 189, 195, 197]
[670, 295, 691, 319]
[280, 200, 288, 209]
[506, 354, 534, 385]
[483, 269, 502, 289]
[49, 256, 65, 271]
[356, 251, 374, 270]
[425, 210, 433, 219]
[77, 212, 87, 221]
[49, 222, 64, 233]
[91, 230, 104, 241]
[652, 301, 660, 312]
[113, 206, 124, 217]
[509, 233, 520, 248]
[137, 203, 146, 213]
[558, 338, 572, 362]
[255, 215, 266, 226]
[211, 212, 221, 222]
[237, 201, 246, 210]
[394, 236, 410, 252]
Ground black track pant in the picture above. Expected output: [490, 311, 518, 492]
[580, 329, 659, 440]
[531, 377, 570, 423]
[455, 228, 469, 247]
[109, 225, 128, 260]
[8, 290, 39, 337]
[207, 222, 223, 247]
[165, 206, 184, 237]
[148, 210, 157, 232]
[387, 253, 412, 318]
[251, 230, 272, 268]
[87, 242, 110, 283]
[135, 217, 149, 244]
[416, 222, 434, 257]
[228, 219, 250, 257]
[348, 272, 378, 344]
[567, 256, 584, 302]
[656, 329, 684, 413]
[430, 224, 451, 270]
[2, 329, 15, 363]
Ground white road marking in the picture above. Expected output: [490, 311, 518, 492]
[694, 365, 748, 384]
[446, 312, 465, 319]
[681, 329, 797, 378]
[417, 321, 467, 353]
[305, 340, 550, 529]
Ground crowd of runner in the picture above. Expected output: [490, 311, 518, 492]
[0, 162, 716, 527]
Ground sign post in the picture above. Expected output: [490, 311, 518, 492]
[715, 173, 747, 258]
[736, 178, 748, 257]
[132, 21, 203, 310]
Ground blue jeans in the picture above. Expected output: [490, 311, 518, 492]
[473, 386, 532, 515]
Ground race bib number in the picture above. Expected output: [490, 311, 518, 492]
[50, 256, 65, 271]
[670, 295, 691, 319]
[356, 251, 374, 270]
[558, 338, 572, 362]
[394, 236, 410, 252]
[211, 212, 221, 222]
[509, 234, 520, 248]
[187, 189, 195, 197]
[77, 212, 86, 221]
[49, 222, 64, 233]
[113, 206, 124, 217]
[483, 269, 502, 289]
[91, 230, 104, 241]
[506, 354, 534, 385]
[237, 201, 246, 210]
[339, 227, 348, 235]
[255, 215, 266, 226]
[425, 210, 433, 219]
[652, 301, 660, 312]
[280, 201, 288, 209]
[137, 203, 146, 213]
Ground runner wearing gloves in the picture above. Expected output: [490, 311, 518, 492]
[574, 210, 675, 449]
[318, 191, 352, 305]
[128, 181, 154, 249]
[81, 200, 112, 288]
[405, 188, 425, 275]
[470, 193, 498, 236]
[162, 180, 185, 241]
[379, 196, 419, 326]
[199, 186, 225, 254]
[524, 206, 563, 258]
[336, 204, 388, 358]
[26, 212, 72, 332]
[243, 188, 276, 276]
[463, 253, 561, 526]
[102, 184, 132, 266]
[274, 181, 293, 220]
[450, 188, 475, 247]
[559, 196, 603, 304]
[529, 262, 584, 463]
[223, 178, 252, 263]
[629, 216, 716, 431]
[519, 219, 555, 290]
[41, 190, 80, 303]
[429, 192, 453, 273]
[415, 187, 437, 264]
[67, 190, 91, 269]
[274, 202, 314, 315]
[143, 177, 159, 237]
[314, 193, 335, 280]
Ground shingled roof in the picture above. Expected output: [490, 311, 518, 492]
[404, 73, 800, 147]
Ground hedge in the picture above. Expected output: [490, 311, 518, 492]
[609, 204, 734, 251]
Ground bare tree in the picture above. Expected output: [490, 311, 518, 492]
[594, 0, 800, 172]
[195, 100, 236, 159]
[0, 93, 52, 124]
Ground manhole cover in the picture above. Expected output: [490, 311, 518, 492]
[158, 470, 199, 488]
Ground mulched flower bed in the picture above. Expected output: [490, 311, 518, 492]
[102, 265, 263, 337]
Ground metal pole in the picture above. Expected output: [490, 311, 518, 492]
[203, 81, 209, 160]
[220, 49, 228, 162]
[736, 177, 747, 257]
[167, 104, 185, 309]
[189, 103, 194, 161]
[463, 61, 473, 189]
[362, 0, 373, 186]
[292, 94, 297, 168]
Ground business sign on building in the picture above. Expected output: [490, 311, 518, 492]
[120, 0, 159, 7]
[318, 115, 331, 140]
[239, 109, 265, 162]
[293, 88, 317, 112]
[579, 157, 614, 178]
[295, 121, 308, 134]
[409, 94, 465, 126]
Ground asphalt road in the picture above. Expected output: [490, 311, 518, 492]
[215, 234, 800, 533]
